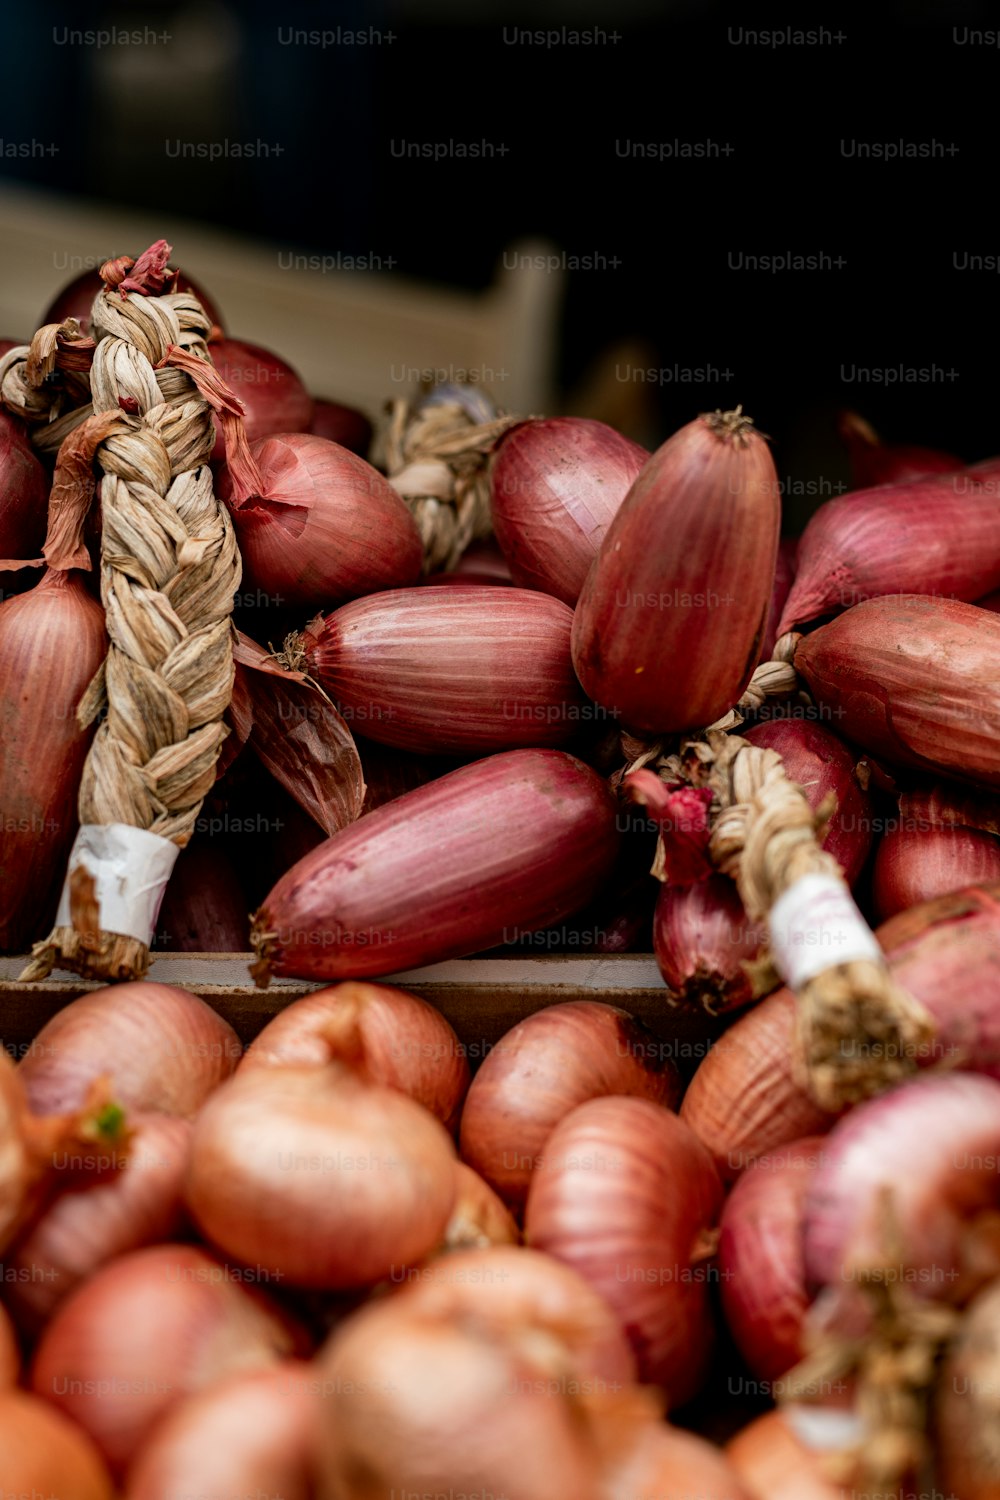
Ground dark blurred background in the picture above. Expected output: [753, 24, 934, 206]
[0, 0, 995, 532]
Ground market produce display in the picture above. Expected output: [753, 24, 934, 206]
[2, 241, 1000, 1496]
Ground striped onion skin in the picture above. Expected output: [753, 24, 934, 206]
[251, 748, 620, 982]
[303, 586, 589, 755]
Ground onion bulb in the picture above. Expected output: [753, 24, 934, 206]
[0, 1387, 114, 1500]
[208, 336, 312, 459]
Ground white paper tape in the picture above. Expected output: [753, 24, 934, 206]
[56, 824, 180, 947]
[769, 873, 882, 989]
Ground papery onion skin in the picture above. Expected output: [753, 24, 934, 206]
[572, 409, 780, 734]
[19, 982, 241, 1119]
[606, 1421, 757, 1500]
[42, 265, 224, 336]
[252, 748, 620, 981]
[0, 407, 48, 578]
[239, 981, 471, 1135]
[0, 570, 106, 951]
[489, 417, 648, 605]
[4, 1113, 193, 1336]
[124, 1361, 317, 1500]
[681, 883, 1000, 1181]
[308, 396, 373, 457]
[153, 841, 249, 951]
[873, 821, 1000, 922]
[803, 1072, 1000, 1310]
[934, 1277, 1000, 1500]
[31, 1243, 305, 1478]
[216, 431, 422, 610]
[0, 1387, 114, 1500]
[440, 1163, 520, 1250]
[726, 1410, 846, 1500]
[525, 1095, 723, 1402]
[302, 585, 589, 754]
[383, 1245, 636, 1386]
[316, 1288, 605, 1500]
[719, 1136, 826, 1382]
[778, 468, 1000, 635]
[459, 1001, 681, 1216]
[185, 1063, 457, 1287]
[0, 1302, 18, 1386]
[653, 874, 768, 1015]
[209, 337, 312, 460]
[794, 595, 1000, 789]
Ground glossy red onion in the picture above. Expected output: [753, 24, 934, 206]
[719, 1136, 826, 1381]
[792, 595, 1000, 788]
[459, 1001, 681, 1216]
[4, 1113, 192, 1335]
[837, 408, 962, 487]
[0, 569, 106, 950]
[0, 407, 48, 577]
[308, 396, 372, 456]
[300, 586, 589, 754]
[31, 1242, 305, 1477]
[251, 748, 620, 982]
[185, 1060, 457, 1287]
[572, 407, 779, 733]
[42, 264, 223, 336]
[19, 981, 241, 1118]
[217, 431, 422, 610]
[525, 1095, 723, 1402]
[490, 417, 648, 605]
[239, 981, 470, 1134]
[0, 1388, 114, 1500]
[209, 336, 312, 460]
[872, 792, 1000, 921]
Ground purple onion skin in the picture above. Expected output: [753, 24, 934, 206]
[253, 749, 621, 981]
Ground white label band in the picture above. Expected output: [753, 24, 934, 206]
[56, 824, 180, 947]
[768, 873, 882, 989]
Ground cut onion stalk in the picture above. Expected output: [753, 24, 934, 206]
[295, 586, 591, 755]
[250, 748, 620, 984]
[837, 408, 962, 487]
[572, 406, 779, 733]
[42, 263, 224, 337]
[489, 416, 648, 605]
[459, 1000, 681, 1217]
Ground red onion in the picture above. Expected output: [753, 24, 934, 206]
[0, 1301, 18, 1386]
[792, 595, 1000, 788]
[251, 748, 620, 983]
[759, 535, 798, 663]
[185, 1059, 457, 1287]
[718, 1136, 826, 1381]
[0, 1388, 114, 1500]
[524, 1095, 723, 1402]
[0, 569, 106, 950]
[803, 1072, 1000, 1317]
[572, 407, 779, 733]
[872, 788, 1000, 921]
[42, 264, 224, 335]
[19, 982, 241, 1119]
[123, 1362, 317, 1500]
[442, 1162, 520, 1249]
[489, 417, 648, 605]
[216, 431, 422, 610]
[935, 1278, 1000, 1500]
[299, 586, 590, 755]
[837, 408, 962, 487]
[779, 468, 1000, 634]
[31, 1242, 305, 1478]
[209, 336, 312, 460]
[0, 407, 48, 577]
[153, 842, 249, 951]
[239, 980, 471, 1135]
[459, 1001, 682, 1216]
[4, 1113, 192, 1335]
[653, 874, 769, 1015]
[726, 1409, 846, 1500]
[309, 396, 373, 456]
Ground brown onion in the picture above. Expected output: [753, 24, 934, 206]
[251, 748, 620, 982]
[459, 1001, 682, 1216]
[0, 569, 106, 951]
[0, 1302, 18, 1386]
[239, 981, 471, 1135]
[0, 1387, 114, 1500]
[572, 407, 779, 733]
[605, 1419, 756, 1500]
[935, 1277, 1000, 1500]
[185, 1059, 457, 1287]
[0, 407, 48, 578]
[489, 416, 648, 605]
[793, 595, 1000, 788]
[217, 431, 422, 610]
[300, 585, 590, 754]
[42, 263, 223, 336]
[19, 982, 241, 1119]
[308, 395, 373, 456]
[837, 408, 963, 487]
[31, 1242, 305, 1478]
[441, 1162, 520, 1249]
[153, 841, 249, 951]
[726, 1409, 847, 1500]
[209, 336, 312, 460]
[124, 1362, 317, 1500]
[4, 1113, 192, 1335]
[525, 1095, 723, 1402]
[718, 1136, 826, 1382]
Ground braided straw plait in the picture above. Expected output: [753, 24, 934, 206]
[21, 272, 241, 982]
[653, 731, 934, 1111]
